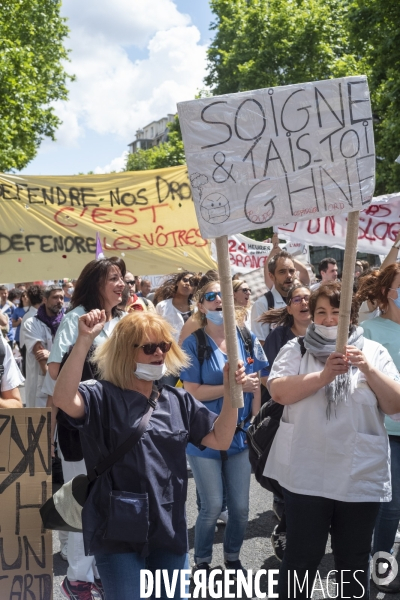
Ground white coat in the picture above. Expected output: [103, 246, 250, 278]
[264, 338, 400, 503]
[22, 317, 53, 408]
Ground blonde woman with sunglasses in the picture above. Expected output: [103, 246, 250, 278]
[53, 310, 245, 600]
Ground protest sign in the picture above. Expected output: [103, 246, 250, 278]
[0, 408, 52, 599]
[277, 193, 400, 255]
[0, 166, 216, 282]
[222, 234, 273, 273]
[178, 76, 375, 239]
[210, 234, 308, 274]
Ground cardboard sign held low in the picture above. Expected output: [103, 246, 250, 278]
[0, 409, 52, 599]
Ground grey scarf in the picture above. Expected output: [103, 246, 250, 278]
[303, 323, 364, 419]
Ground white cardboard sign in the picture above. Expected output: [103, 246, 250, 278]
[178, 76, 375, 239]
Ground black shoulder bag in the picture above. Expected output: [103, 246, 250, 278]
[40, 386, 158, 533]
[246, 337, 306, 494]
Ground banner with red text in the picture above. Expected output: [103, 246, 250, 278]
[210, 234, 309, 273]
[0, 166, 216, 282]
[276, 193, 400, 255]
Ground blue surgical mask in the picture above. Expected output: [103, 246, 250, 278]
[206, 309, 224, 325]
[389, 288, 400, 309]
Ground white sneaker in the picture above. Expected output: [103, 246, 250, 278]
[218, 510, 228, 525]
[395, 530, 400, 543]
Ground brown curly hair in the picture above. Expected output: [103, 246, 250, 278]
[355, 263, 400, 312]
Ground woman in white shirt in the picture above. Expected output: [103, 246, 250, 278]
[264, 282, 400, 599]
[155, 272, 195, 341]
[0, 333, 24, 407]
[155, 272, 195, 386]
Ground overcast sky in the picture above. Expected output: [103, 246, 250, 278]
[20, 0, 214, 176]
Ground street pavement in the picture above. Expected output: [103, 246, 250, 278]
[52, 471, 400, 599]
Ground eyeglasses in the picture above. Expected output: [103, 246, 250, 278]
[134, 342, 172, 355]
[181, 277, 194, 284]
[202, 291, 222, 302]
[290, 295, 310, 305]
[125, 280, 135, 286]
[239, 288, 252, 294]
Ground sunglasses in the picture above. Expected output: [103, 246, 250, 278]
[125, 280, 135, 286]
[181, 277, 194, 284]
[202, 291, 222, 302]
[134, 342, 172, 355]
[239, 288, 252, 294]
[290, 295, 310, 305]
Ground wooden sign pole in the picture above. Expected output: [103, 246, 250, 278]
[215, 235, 244, 408]
[336, 211, 360, 354]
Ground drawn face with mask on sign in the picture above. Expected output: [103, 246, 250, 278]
[200, 192, 230, 224]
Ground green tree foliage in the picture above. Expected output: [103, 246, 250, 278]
[206, 0, 400, 194]
[125, 115, 185, 171]
[349, 0, 400, 193]
[0, 0, 72, 171]
[206, 0, 360, 95]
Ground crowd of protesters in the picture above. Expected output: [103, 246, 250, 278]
[1, 232, 400, 599]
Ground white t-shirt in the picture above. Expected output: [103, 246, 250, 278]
[1, 338, 24, 392]
[156, 298, 188, 342]
[264, 337, 400, 503]
[250, 286, 286, 342]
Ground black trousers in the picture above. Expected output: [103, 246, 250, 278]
[278, 487, 380, 599]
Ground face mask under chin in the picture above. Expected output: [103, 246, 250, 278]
[205, 309, 224, 326]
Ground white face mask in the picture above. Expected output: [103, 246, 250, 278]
[134, 362, 167, 381]
[314, 323, 338, 341]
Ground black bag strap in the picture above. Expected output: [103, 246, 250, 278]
[193, 328, 213, 365]
[264, 290, 275, 310]
[237, 325, 254, 360]
[298, 336, 306, 357]
[87, 386, 158, 482]
[142, 298, 149, 308]
[0, 336, 6, 384]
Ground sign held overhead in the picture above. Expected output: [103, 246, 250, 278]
[178, 76, 375, 239]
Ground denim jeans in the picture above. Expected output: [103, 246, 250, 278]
[95, 549, 189, 600]
[373, 437, 400, 555]
[187, 449, 251, 564]
[279, 488, 379, 600]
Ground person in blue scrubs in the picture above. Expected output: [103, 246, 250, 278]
[181, 280, 268, 579]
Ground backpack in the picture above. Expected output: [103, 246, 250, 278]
[264, 290, 275, 310]
[192, 325, 254, 368]
[246, 337, 306, 493]
[192, 326, 255, 458]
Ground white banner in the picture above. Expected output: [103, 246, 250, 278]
[210, 233, 309, 274]
[277, 192, 400, 255]
[178, 76, 375, 239]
